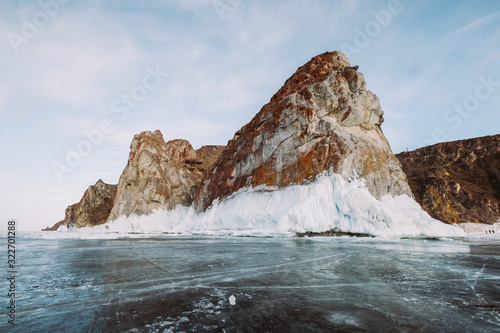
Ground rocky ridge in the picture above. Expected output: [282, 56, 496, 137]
[49, 131, 224, 230]
[48, 51, 416, 231]
[47, 51, 497, 234]
[107, 130, 199, 220]
[194, 51, 412, 212]
[108, 130, 225, 220]
[396, 135, 500, 225]
[45, 179, 117, 230]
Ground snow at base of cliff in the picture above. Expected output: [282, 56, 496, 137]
[56, 170, 466, 238]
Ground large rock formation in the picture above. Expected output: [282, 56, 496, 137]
[48, 51, 483, 237]
[396, 135, 500, 225]
[107, 130, 196, 220]
[45, 131, 225, 230]
[194, 51, 412, 212]
[107, 130, 225, 221]
[43, 130, 225, 231]
[51, 179, 117, 229]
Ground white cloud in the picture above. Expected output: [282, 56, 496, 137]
[447, 11, 500, 38]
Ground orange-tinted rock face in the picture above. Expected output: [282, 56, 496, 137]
[47, 131, 225, 230]
[194, 51, 412, 212]
[397, 135, 500, 224]
[108, 131, 199, 220]
[194, 145, 226, 171]
[51, 179, 117, 230]
[165, 139, 197, 161]
[107, 130, 226, 221]
[49, 51, 420, 228]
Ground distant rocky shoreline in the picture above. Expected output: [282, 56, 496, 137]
[396, 135, 500, 226]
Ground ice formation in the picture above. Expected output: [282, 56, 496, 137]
[57, 170, 466, 238]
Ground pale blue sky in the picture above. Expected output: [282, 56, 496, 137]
[1, 0, 499, 231]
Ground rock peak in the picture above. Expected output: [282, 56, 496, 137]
[52, 180, 117, 229]
[272, 51, 350, 104]
[165, 139, 197, 161]
[194, 50, 411, 212]
[109, 131, 199, 219]
[139, 129, 163, 138]
[49, 51, 420, 232]
[106, 131, 225, 220]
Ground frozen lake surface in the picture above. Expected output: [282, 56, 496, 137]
[5, 234, 500, 332]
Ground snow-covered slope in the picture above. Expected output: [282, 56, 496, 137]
[58, 170, 466, 238]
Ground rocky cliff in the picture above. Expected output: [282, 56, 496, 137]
[194, 51, 412, 212]
[396, 135, 500, 225]
[107, 130, 224, 221]
[47, 131, 224, 230]
[48, 179, 117, 229]
[47, 51, 479, 237]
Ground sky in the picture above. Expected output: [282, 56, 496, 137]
[1, 0, 499, 231]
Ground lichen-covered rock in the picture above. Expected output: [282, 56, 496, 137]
[107, 130, 200, 220]
[397, 134, 500, 224]
[55, 179, 117, 229]
[194, 51, 413, 212]
[47, 130, 225, 229]
[194, 145, 227, 172]
[165, 139, 197, 161]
